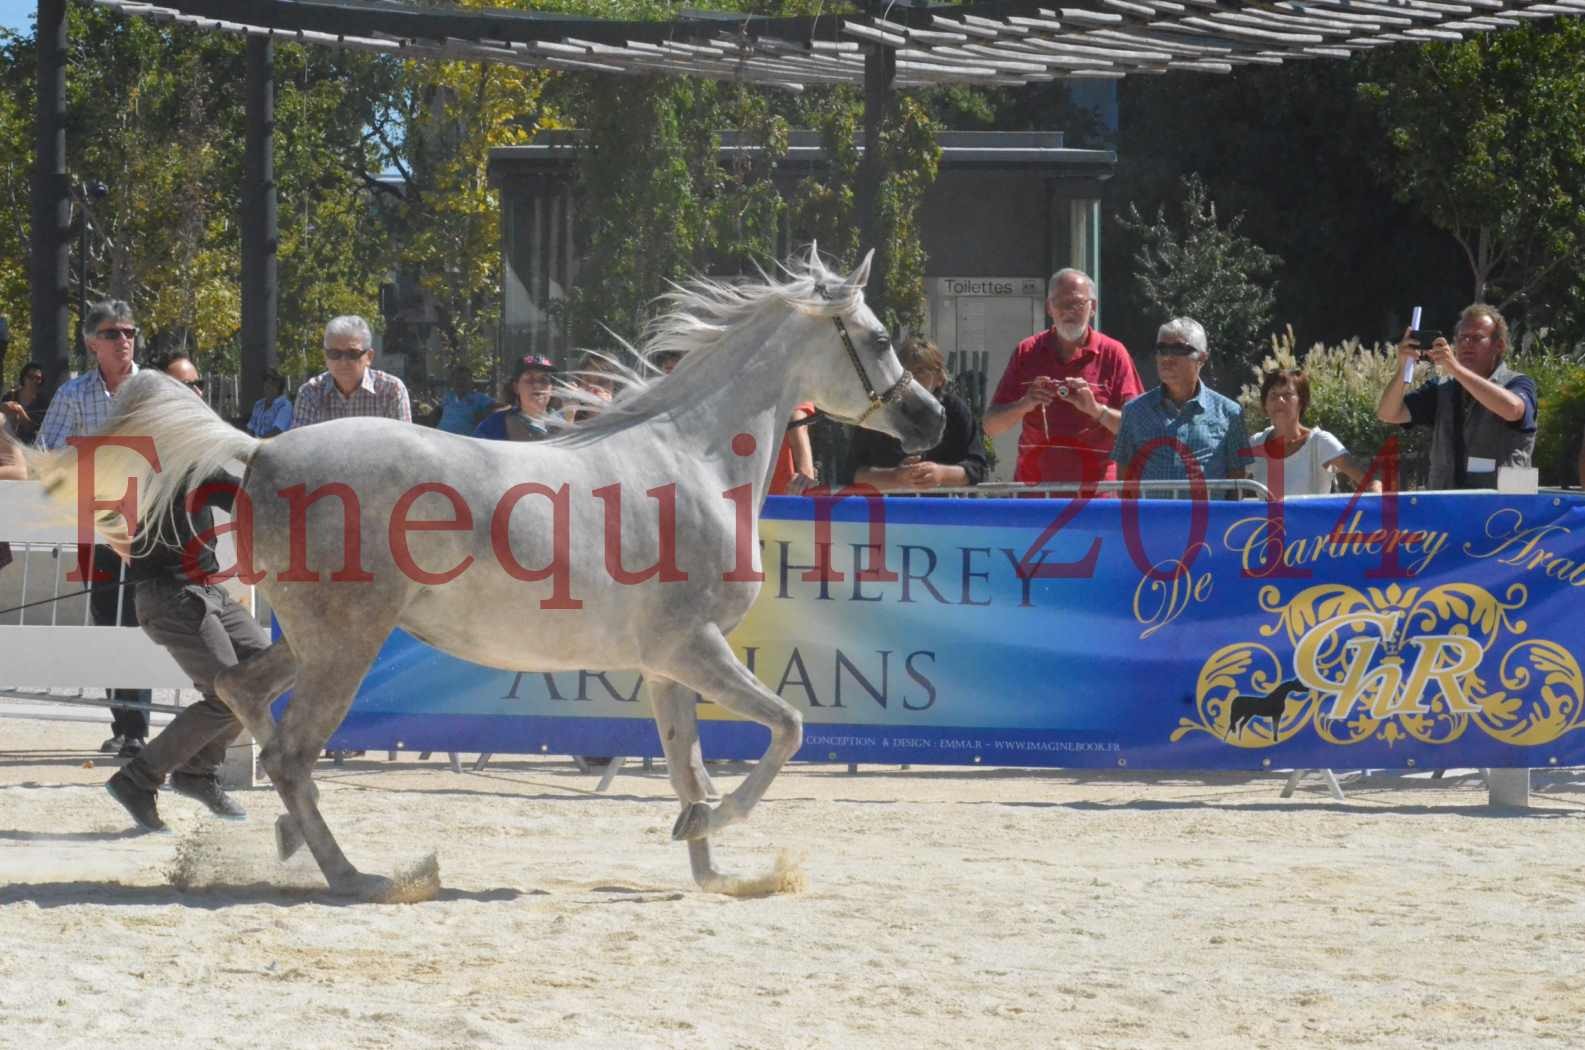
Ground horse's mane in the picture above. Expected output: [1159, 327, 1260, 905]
[544, 247, 862, 447]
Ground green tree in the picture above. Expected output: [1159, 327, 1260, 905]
[1109, 58, 1468, 359]
[1118, 174, 1281, 387]
[362, 34, 557, 377]
[1358, 22, 1585, 335]
[566, 75, 785, 345]
[784, 87, 941, 335]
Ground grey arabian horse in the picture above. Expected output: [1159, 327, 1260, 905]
[31, 249, 945, 900]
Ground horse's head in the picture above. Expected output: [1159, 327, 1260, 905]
[805, 250, 945, 453]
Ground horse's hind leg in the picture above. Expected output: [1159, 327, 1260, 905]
[658, 627, 802, 844]
[213, 638, 297, 753]
[266, 637, 396, 900]
[647, 677, 717, 803]
[214, 639, 306, 860]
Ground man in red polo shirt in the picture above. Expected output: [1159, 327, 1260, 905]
[984, 268, 1143, 486]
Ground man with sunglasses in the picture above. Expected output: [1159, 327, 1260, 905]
[290, 315, 411, 428]
[1111, 317, 1249, 491]
[35, 300, 155, 756]
[1377, 304, 1537, 490]
[985, 268, 1143, 488]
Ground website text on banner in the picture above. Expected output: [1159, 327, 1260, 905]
[314, 491, 1585, 771]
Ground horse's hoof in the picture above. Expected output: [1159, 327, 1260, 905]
[329, 871, 395, 902]
[275, 814, 304, 861]
[671, 801, 712, 842]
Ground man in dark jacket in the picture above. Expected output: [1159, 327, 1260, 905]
[105, 352, 270, 832]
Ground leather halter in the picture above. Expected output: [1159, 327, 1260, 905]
[816, 291, 913, 427]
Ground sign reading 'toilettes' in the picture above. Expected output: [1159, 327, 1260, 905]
[935, 277, 1044, 298]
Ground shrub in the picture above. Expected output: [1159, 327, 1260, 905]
[1511, 346, 1585, 486]
[1240, 327, 1430, 489]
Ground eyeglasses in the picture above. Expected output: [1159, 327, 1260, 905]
[183, 379, 205, 391]
[1052, 297, 1092, 313]
[1155, 342, 1198, 357]
[93, 326, 137, 341]
[324, 347, 370, 361]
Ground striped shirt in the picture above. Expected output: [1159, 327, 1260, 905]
[290, 368, 411, 428]
[1111, 382, 1249, 483]
[35, 363, 141, 450]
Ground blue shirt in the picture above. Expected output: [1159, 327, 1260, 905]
[246, 394, 294, 437]
[1111, 382, 1249, 483]
[438, 390, 495, 434]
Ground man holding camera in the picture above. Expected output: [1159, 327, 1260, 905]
[1376, 304, 1537, 490]
[985, 268, 1143, 488]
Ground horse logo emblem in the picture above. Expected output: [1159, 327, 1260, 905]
[1172, 582, 1585, 750]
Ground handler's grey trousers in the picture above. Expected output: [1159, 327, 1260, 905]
[120, 579, 271, 792]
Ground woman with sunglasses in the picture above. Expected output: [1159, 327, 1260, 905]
[475, 355, 558, 442]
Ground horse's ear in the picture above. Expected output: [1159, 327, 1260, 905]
[849, 249, 875, 289]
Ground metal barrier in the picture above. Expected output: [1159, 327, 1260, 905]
[918, 478, 1276, 501]
[0, 479, 251, 711]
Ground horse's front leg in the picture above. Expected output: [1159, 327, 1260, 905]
[647, 676, 718, 804]
[658, 627, 803, 844]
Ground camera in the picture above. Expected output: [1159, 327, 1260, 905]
[1410, 329, 1443, 355]
[1055, 382, 1071, 399]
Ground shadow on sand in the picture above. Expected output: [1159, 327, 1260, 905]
[0, 880, 533, 909]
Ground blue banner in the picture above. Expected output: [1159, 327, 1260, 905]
[309, 491, 1585, 770]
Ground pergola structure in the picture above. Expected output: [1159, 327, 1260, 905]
[29, 0, 1585, 404]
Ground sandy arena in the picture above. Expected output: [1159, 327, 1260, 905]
[4, 713, 1585, 1049]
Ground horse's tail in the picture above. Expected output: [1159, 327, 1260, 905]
[25, 370, 262, 547]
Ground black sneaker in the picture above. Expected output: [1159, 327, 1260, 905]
[100, 734, 124, 754]
[169, 772, 246, 821]
[117, 737, 145, 759]
[106, 770, 166, 832]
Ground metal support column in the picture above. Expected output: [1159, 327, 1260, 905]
[858, 41, 896, 315]
[241, 36, 279, 413]
[31, 0, 71, 389]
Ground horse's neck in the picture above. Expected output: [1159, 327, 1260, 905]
[623, 312, 813, 502]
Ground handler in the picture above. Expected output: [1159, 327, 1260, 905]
[105, 352, 268, 832]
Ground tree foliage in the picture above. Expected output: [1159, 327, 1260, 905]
[363, 37, 556, 375]
[1357, 22, 1585, 334]
[566, 76, 787, 345]
[1110, 57, 1469, 359]
[1118, 174, 1281, 387]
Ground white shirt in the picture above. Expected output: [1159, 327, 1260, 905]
[1247, 426, 1347, 497]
